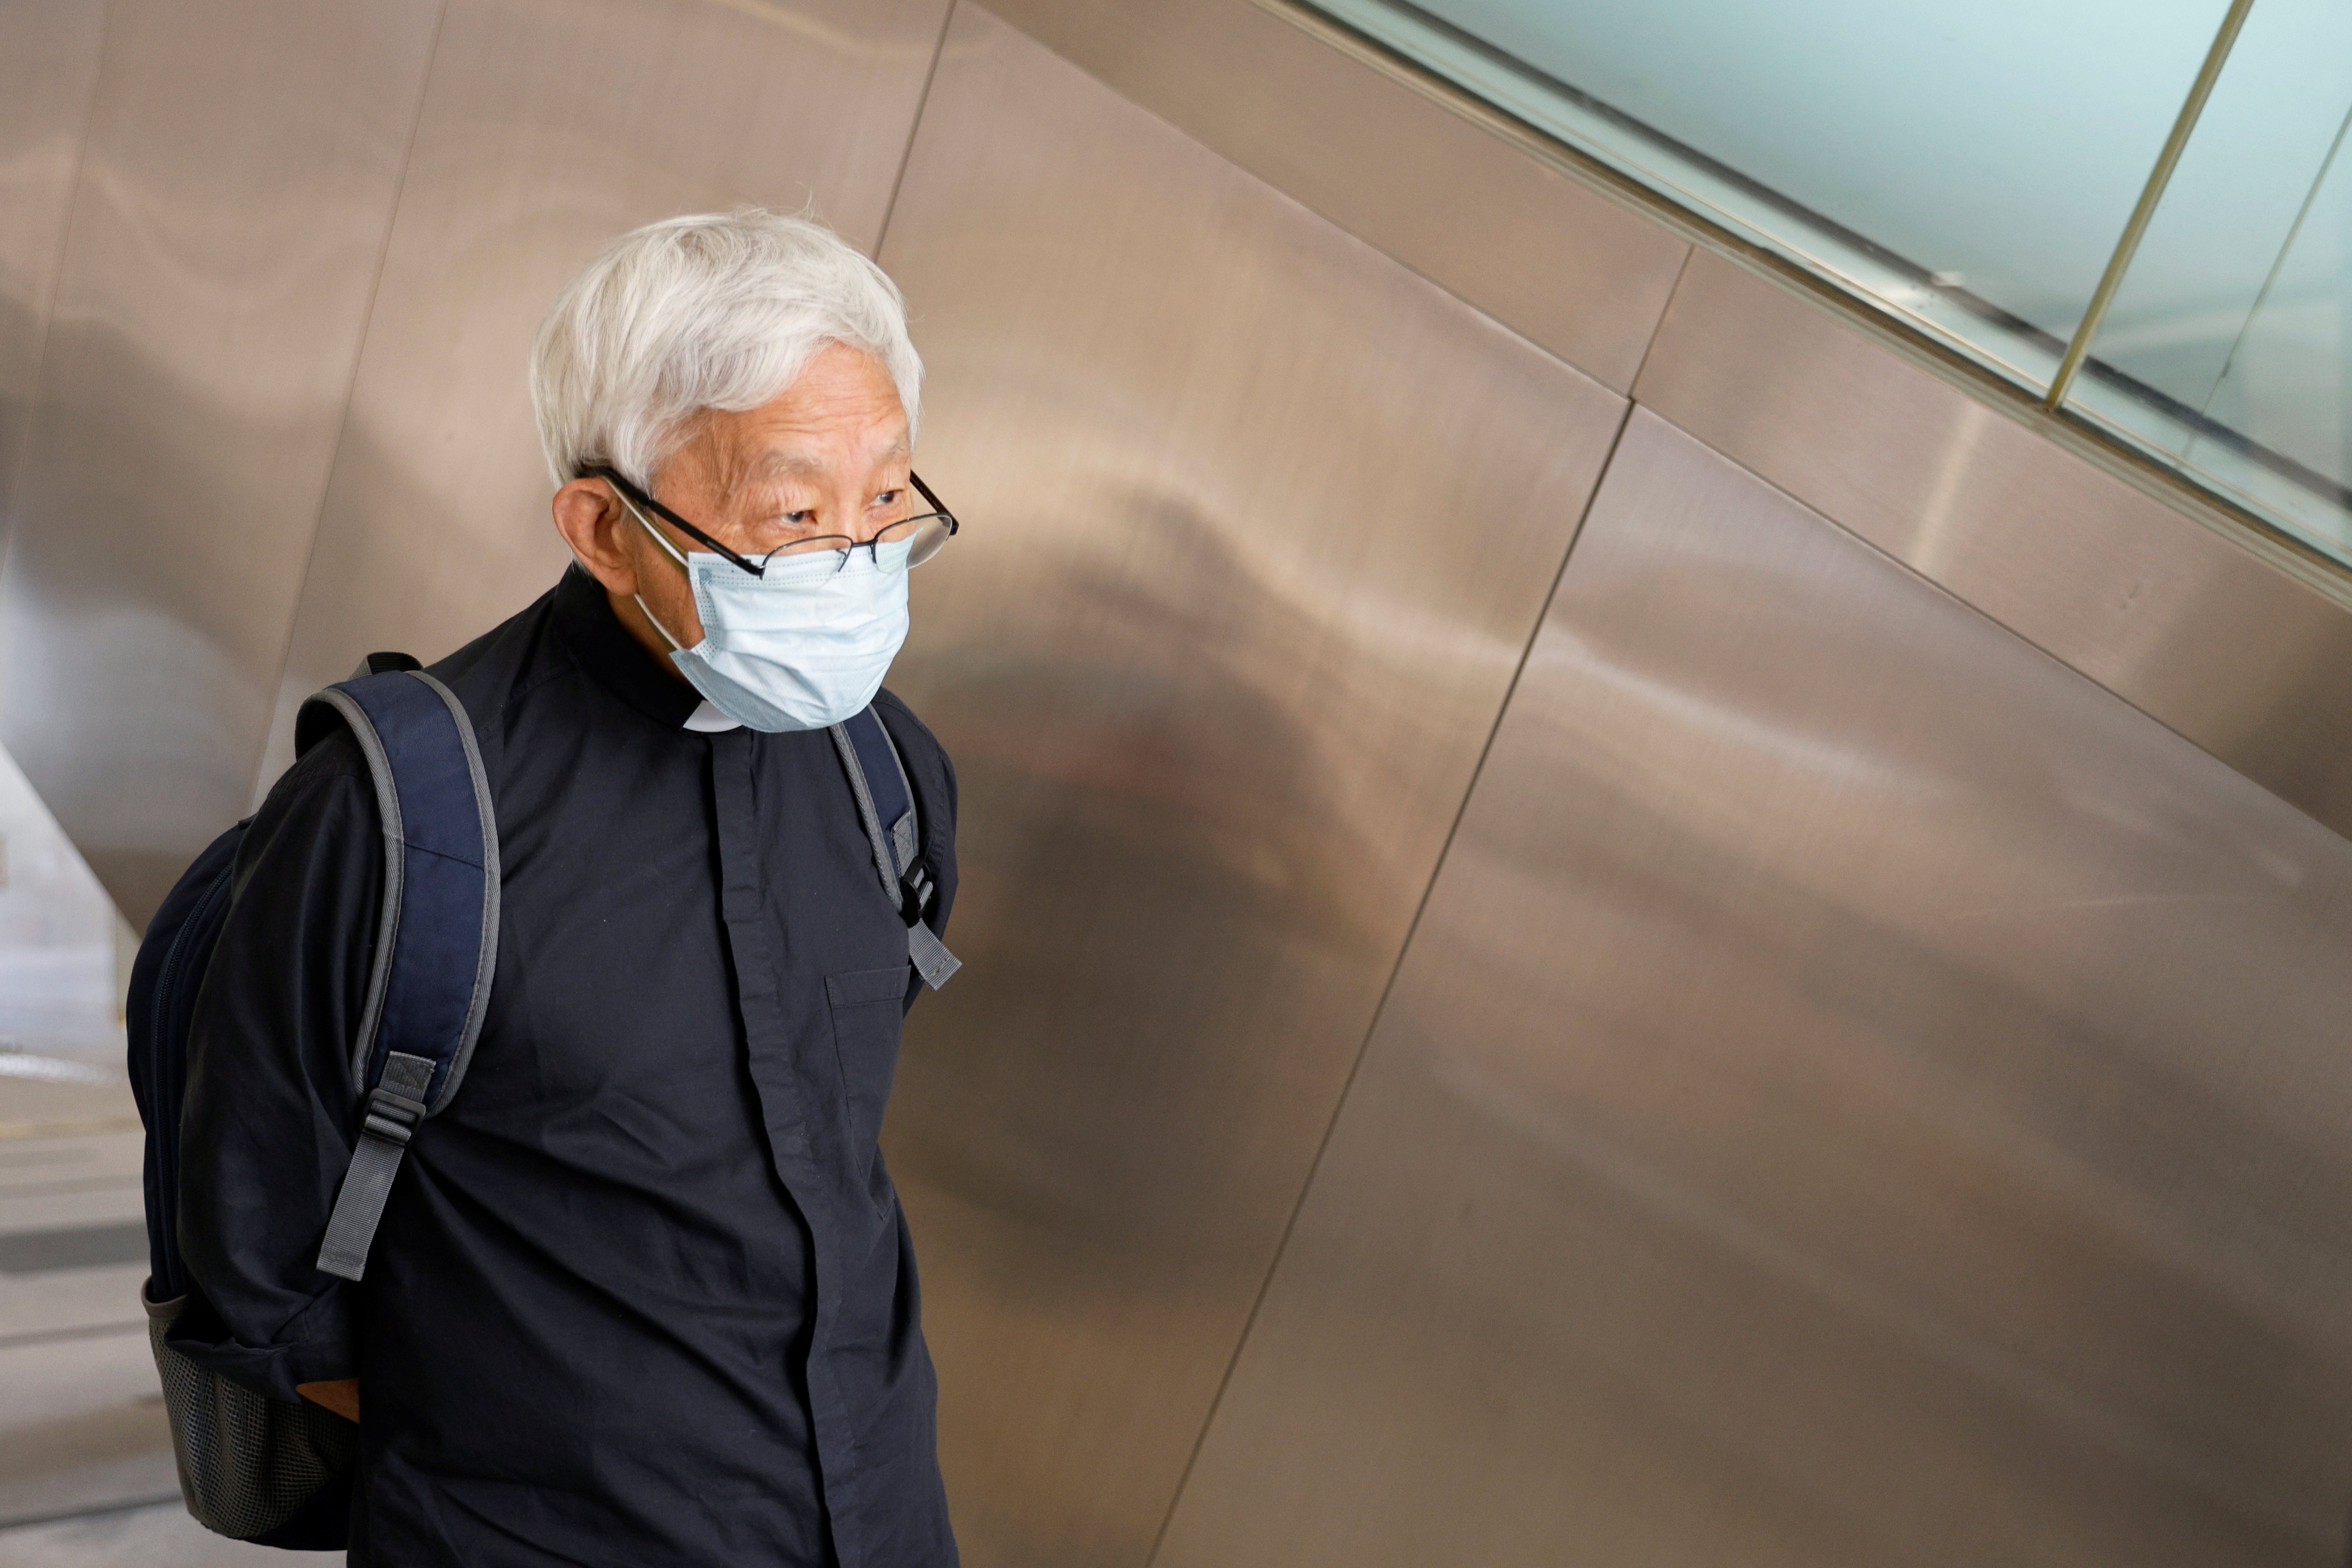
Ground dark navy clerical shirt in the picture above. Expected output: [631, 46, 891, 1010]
[174, 564, 959, 1567]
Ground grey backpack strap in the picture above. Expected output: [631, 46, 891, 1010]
[315, 1051, 435, 1279]
[299, 662, 499, 1282]
[829, 707, 960, 991]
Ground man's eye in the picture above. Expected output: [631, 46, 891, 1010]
[780, 511, 814, 528]
[873, 490, 902, 508]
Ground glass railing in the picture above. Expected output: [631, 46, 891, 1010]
[1307, 0, 2352, 565]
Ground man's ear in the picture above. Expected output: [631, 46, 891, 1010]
[552, 479, 639, 597]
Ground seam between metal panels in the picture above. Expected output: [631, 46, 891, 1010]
[248, 0, 451, 815]
[1140, 396, 1637, 1565]
[1625, 247, 1693, 392]
[1232, 0, 2352, 604]
[871, 0, 959, 264]
[1625, 393, 2352, 858]
[987, 0, 1679, 395]
[0, 0, 116, 592]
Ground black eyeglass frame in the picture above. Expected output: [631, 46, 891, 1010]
[580, 463, 959, 578]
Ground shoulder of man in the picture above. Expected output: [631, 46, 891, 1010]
[252, 723, 373, 833]
[233, 722, 380, 899]
[426, 578, 570, 748]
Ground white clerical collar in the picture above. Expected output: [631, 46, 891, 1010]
[681, 701, 741, 733]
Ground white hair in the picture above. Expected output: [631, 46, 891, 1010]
[530, 209, 922, 489]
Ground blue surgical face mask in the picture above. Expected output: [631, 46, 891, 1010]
[621, 497, 912, 733]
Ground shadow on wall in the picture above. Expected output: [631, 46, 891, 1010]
[1, 287, 42, 559]
[2, 308, 564, 931]
[879, 463, 1453, 1559]
[0, 309, 326, 929]
[893, 471, 1393, 1218]
[250, 402, 571, 800]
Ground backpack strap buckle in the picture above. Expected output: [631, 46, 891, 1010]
[830, 707, 960, 991]
[304, 667, 500, 1283]
[316, 1053, 440, 1282]
[360, 1084, 426, 1148]
[901, 862, 937, 923]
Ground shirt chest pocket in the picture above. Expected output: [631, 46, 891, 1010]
[825, 965, 911, 1184]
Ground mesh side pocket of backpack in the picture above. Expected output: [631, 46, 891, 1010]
[145, 1289, 356, 1540]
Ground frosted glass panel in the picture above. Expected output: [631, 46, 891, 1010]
[1313, 0, 2352, 565]
[2073, 0, 2352, 557]
[1311, 0, 2223, 387]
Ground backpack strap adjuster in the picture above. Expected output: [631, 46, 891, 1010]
[901, 862, 937, 923]
[360, 1085, 426, 1149]
[316, 1050, 440, 1281]
[301, 666, 499, 1283]
[830, 707, 961, 991]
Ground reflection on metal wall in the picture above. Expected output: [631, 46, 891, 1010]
[0, 0, 106, 551]
[0, 0, 949, 922]
[0, 0, 443, 926]
[2, 0, 2351, 1562]
[981, 0, 1692, 393]
[1159, 412, 2352, 1568]
[258, 0, 951, 786]
[873, 9, 1625, 1563]
[1636, 252, 2352, 846]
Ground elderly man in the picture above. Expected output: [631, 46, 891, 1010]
[176, 211, 962, 1565]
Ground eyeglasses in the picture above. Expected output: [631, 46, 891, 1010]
[581, 464, 959, 577]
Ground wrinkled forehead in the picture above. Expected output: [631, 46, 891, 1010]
[741, 433, 911, 485]
[703, 358, 911, 491]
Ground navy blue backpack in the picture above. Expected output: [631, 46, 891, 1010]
[128, 654, 500, 1546]
[127, 652, 953, 1548]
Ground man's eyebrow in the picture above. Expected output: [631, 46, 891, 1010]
[746, 440, 908, 480]
[749, 450, 826, 479]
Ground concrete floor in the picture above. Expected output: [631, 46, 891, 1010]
[0, 745, 341, 1560]
[0, 1078, 173, 1535]
[0, 1499, 326, 1566]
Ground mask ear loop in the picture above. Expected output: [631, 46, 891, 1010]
[602, 478, 697, 653]
[636, 594, 686, 653]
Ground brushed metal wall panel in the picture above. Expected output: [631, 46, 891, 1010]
[983, 0, 1687, 393]
[1159, 409, 2352, 1568]
[0, 0, 107, 552]
[1637, 249, 2352, 844]
[0, 0, 441, 926]
[256, 0, 950, 787]
[989, 0, 2352, 852]
[874, 9, 1626, 1564]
